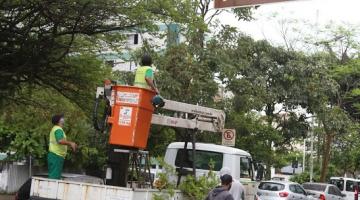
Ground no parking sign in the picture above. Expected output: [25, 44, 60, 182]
[222, 129, 236, 147]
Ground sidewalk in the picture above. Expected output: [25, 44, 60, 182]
[0, 194, 15, 200]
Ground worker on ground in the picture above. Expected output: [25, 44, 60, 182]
[48, 114, 77, 179]
[134, 54, 159, 94]
[205, 174, 234, 200]
[220, 167, 245, 200]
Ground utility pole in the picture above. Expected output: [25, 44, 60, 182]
[310, 119, 315, 182]
[303, 139, 306, 173]
[29, 154, 32, 177]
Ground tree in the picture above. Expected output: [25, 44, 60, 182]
[332, 124, 360, 177]
[204, 26, 313, 177]
[260, 17, 360, 181]
[110, 1, 256, 155]
[304, 25, 360, 181]
[280, 51, 354, 181]
[0, 0, 185, 108]
[0, 86, 108, 173]
[331, 59, 360, 121]
[0, 0, 195, 171]
[185, 0, 253, 51]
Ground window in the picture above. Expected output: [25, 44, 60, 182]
[134, 34, 138, 45]
[329, 179, 344, 191]
[303, 183, 326, 192]
[295, 185, 307, 195]
[175, 149, 223, 171]
[333, 186, 343, 196]
[290, 184, 306, 195]
[289, 185, 297, 193]
[328, 186, 336, 195]
[240, 157, 251, 178]
[259, 182, 285, 191]
[329, 186, 342, 196]
[105, 60, 115, 68]
[151, 164, 162, 169]
[346, 180, 356, 192]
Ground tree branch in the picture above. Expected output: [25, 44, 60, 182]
[56, 24, 140, 36]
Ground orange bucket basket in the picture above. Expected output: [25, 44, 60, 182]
[107, 85, 156, 149]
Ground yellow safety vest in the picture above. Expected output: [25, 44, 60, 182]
[134, 66, 152, 89]
[49, 125, 67, 158]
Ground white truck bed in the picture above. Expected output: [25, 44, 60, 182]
[30, 177, 185, 200]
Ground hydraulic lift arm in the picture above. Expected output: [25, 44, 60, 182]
[151, 99, 225, 132]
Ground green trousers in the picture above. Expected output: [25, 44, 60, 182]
[47, 152, 64, 179]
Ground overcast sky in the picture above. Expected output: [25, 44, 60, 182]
[216, 0, 360, 43]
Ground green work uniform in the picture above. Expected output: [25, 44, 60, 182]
[134, 66, 154, 89]
[48, 126, 67, 179]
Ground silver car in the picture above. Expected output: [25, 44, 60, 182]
[255, 181, 310, 200]
[303, 182, 346, 200]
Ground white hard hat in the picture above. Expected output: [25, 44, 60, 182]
[220, 167, 231, 177]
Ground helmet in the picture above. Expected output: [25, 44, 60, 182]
[152, 95, 165, 108]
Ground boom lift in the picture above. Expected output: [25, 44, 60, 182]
[94, 83, 225, 187]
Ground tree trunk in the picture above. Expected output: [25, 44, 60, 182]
[317, 130, 321, 165]
[265, 139, 273, 180]
[320, 132, 334, 182]
[265, 163, 272, 180]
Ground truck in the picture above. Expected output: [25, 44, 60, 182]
[29, 176, 185, 200]
[28, 84, 257, 199]
[29, 142, 256, 200]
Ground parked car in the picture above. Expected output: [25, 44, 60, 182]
[255, 180, 310, 200]
[303, 182, 346, 200]
[329, 177, 360, 200]
[15, 173, 104, 200]
[271, 175, 290, 182]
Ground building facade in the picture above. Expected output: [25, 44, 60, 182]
[100, 23, 182, 72]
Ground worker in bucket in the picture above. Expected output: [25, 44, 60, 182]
[134, 54, 159, 94]
[205, 174, 234, 200]
[220, 167, 245, 200]
[48, 114, 77, 179]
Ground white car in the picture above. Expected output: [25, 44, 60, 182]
[303, 182, 346, 200]
[255, 180, 310, 200]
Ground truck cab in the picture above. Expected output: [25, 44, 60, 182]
[164, 142, 255, 182]
[164, 142, 256, 199]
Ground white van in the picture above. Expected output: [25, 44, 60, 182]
[329, 177, 360, 200]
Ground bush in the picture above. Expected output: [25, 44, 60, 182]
[152, 158, 177, 200]
[153, 159, 220, 200]
[289, 172, 320, 184]
[179, 171, 218, 200]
